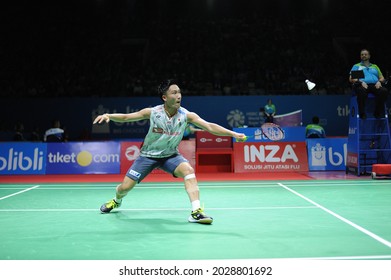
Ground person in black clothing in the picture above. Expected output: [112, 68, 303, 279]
[13, 122, 26, 141]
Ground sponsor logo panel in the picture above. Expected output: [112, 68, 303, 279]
[0, 143, 46, 175]
[46, 142, 120, 174]
[307, 138, 347, 171]
[234, 142, 308, 172]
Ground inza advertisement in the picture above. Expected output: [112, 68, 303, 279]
[234, 142, 309, 172]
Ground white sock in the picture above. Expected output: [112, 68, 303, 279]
[114, 197, 122, 203]
[191, 200, 201, 211]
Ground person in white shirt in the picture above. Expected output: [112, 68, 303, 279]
[44, 120, 65, 142]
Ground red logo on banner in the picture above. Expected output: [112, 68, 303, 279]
[120, 142, 143, 174]
[346, 152, 358, 167]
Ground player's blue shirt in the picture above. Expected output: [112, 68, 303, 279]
[350, 62, 383, 84]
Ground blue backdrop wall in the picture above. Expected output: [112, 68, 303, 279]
[3, 95, 391, 140]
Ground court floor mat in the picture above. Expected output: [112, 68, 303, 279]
[1, 179, 390, 260]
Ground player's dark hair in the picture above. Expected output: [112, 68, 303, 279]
[158, 79, 176, 101]
[312, 116, 320, 124]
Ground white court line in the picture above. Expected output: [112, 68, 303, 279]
[0, 185, 40, 201]
[1, 180, 387, 190]
[1, 181, 388, 190]
[278, 182, 391, 249]
[274, 254, 391, 260]
[2, 182, 283, 187]
[0, 205, 317, 212]
[300, 255, 391, 260]
[278, 182, 391, 186]
[0, 185, 282, 190]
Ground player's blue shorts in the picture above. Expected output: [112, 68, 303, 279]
[126, 154, 189, 182]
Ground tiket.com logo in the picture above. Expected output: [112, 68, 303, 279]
[48, 151, 119, 167]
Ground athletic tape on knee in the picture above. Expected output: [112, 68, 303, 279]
[184, 173, 196, 180]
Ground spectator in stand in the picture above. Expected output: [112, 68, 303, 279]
[13, 122, 26, 141]
[44, 120, 66, 142]
[264, 99, 276, 123]
[30, 126, 42, 142]
[305, 116, 326, 138]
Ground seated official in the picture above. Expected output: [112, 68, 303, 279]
[306, 116, 326, 138]
[349, 49, 388, 119]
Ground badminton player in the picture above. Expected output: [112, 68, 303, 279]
[93, 79, 246, 224]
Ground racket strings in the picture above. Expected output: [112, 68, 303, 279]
[262, 123, 284, 141]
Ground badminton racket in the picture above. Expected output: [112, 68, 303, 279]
[260, 122, 285, 141]
[235, 123, 284, 142]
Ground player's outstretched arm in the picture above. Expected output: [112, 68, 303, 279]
[93, 108, 151, 124]
[187, 112, 246, 142]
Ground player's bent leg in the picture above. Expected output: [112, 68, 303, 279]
[175, 162, 213, 224]
[116, 176, 137, 198]
[100, 177, 137, 213]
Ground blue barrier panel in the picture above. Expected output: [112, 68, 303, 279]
[0, 142, 47, 175]
[2, 95, 363, 140]
[234, 127, 306, 142]
[46, 142, 120, 174]
[306, 138, 347, 171]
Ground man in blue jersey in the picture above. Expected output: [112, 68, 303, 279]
[305, 116, 326, 138]
[93, 79, 246, 224]
[349, 49, 388, 119]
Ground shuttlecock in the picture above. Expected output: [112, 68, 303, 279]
[305, 79, 316, 90]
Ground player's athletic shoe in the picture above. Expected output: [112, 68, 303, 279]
[100, 199, 121, 213]
[188, 208, 213, 224]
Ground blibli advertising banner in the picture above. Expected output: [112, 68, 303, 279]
[306, 138, 347, 171]
[46, 142, 120, 174]
[0, 143, 46, 175]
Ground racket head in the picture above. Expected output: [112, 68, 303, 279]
[261, 122, 285, 141]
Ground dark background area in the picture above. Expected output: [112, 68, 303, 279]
[2, 0, 391, 98]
